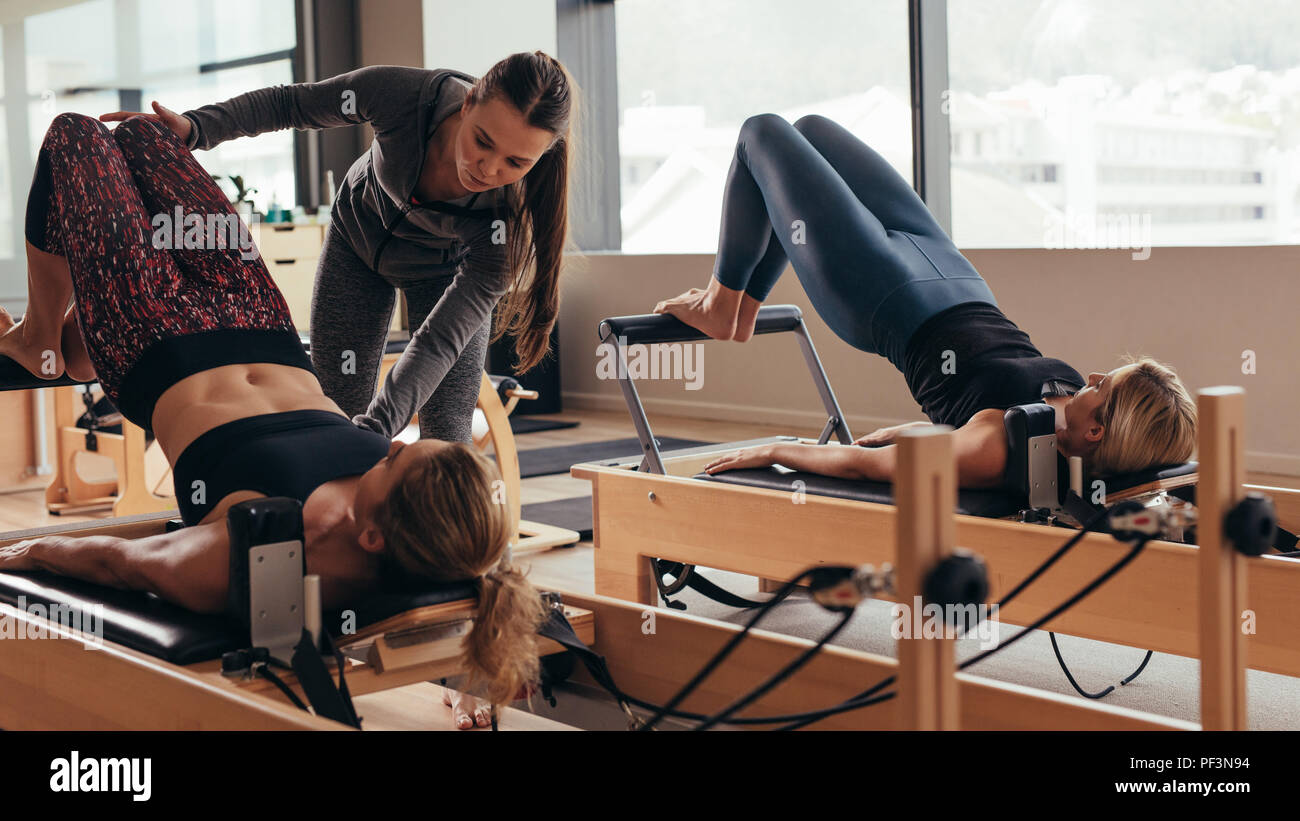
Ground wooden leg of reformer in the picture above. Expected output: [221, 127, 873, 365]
[44, 385, 77, 508]
[477, 371, 522, 541]
[895, 426, 960, 730]
[1197, 387, 1249, 731]
[113, 421, 175, 516]
[590, 485, 656, 605]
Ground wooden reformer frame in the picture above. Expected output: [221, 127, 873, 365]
[0, 387, 1274, 730]
[572, 386, 1300, 683]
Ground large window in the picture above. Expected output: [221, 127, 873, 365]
[1, 0, 295, 303]
[947, 0, 1300, 248]
[615, 0, 911, 253]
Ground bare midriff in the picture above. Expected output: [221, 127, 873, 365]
[149, 363, 347, 466]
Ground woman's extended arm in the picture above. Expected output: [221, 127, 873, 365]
[852, 420, 932, 447]
[0, 521, 231, 614]
[705, 411, 1009, 488]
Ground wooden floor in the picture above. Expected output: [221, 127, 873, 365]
[2, 406, 1297, 597]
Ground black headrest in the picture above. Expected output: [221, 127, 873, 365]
[324, 585, 477, 634]
[1091, 461, 1199, 498]
[0, 569, 476, 665]
[1002, 404, 1056, 499]
[695, 468, 1025, 518]
[1001, 404, 1198, 503]
[487, 374, 521, 402]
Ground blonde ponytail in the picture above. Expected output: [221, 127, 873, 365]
[461, 561, 548, 706]
[373, 444, 548, 707]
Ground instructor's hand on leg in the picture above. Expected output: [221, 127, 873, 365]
[99, 101, 192, 143]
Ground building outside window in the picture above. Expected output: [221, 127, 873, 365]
[615, 0, 912, 253]
[947, 0, 1300, 248]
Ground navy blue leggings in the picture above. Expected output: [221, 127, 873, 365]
[713, 114, 998, 370]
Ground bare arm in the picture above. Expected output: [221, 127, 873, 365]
[705, 411, 1008, 488]
[0, 522, 231, 614]
[852, 420, 932, 447]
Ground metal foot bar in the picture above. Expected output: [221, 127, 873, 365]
[597, 305, 853, 475]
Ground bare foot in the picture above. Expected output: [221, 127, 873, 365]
[60, 308, 95, 382]
[732, 292, 764, 342]
[0, 306, 65, 379]
[653, 287, 738, 341]
[442, 687, 492, 730]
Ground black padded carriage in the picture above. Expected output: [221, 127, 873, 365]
[0, 566, 475, 665]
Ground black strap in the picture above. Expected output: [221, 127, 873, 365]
[536, 607, 640, 719]
[653, 560, 769, 610]
[289, 629, 362, 728]
[1063, 491, 1111, 533]
[1274, 525, 1299, 551]
[538, 608, 613, 684]
[258, 665, 309, 712]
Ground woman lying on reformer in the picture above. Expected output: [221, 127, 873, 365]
[0, 112, 544, 728]
[654, 113, 1196, 487]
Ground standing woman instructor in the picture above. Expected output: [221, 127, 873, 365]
[102, 51, 576, 442]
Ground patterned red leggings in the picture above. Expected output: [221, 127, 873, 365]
[28, 113, 309, 428]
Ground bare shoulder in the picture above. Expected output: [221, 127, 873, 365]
[198, 491, 269, 526]
[966, 408, 1009, 428]
[952, 409, 1009, 487]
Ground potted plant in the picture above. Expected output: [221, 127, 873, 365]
[213, 174, 258, 219]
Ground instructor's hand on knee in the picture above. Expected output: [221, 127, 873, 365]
[99, 101, 192, 142]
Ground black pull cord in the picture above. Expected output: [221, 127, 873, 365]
[1048, 632, 1154, 699]
[638, 568, 820, 731]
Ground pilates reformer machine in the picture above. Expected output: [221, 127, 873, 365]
[1, 343, 577, 553]
[573, 307, 1300, 689]
[0, 377, 1280, 730]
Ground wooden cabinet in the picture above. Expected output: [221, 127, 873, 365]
[250, 222, 403, 335]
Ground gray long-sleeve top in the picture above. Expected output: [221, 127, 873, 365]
[181, 65, 511, 439]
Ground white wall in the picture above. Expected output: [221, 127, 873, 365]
[358, 0, 425, 67]
[421, 0, 557, 74]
